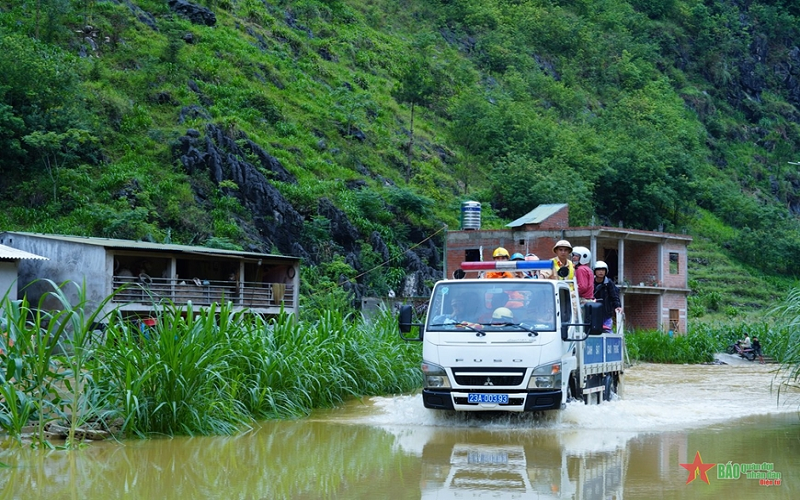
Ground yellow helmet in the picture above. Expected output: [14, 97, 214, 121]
[492, 247, 510, 258]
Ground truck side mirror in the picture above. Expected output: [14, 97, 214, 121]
[398, 304, 423, 341]
[582, 302, 605, 335]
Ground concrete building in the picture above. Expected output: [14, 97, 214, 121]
[0, 243, 48, 302]
[446, 204, 692, 333]
[0, 232, 300, 322]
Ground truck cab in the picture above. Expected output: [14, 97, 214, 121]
[399, 260, 624, 411]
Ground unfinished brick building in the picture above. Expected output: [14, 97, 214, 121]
[447, 203, 692, 333]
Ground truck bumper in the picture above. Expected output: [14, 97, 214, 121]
[422, 389, 563, 412]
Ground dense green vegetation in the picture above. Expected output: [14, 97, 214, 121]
[0, 285, 420, 444]
[1, 1, 800, 313]
[625, 321, 792, 364]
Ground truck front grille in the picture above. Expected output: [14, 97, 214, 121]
[452, 368, 525, 387]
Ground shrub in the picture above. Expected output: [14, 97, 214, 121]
[626, 329, 715, 364]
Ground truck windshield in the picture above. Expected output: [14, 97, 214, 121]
[427, 281, 556, 331]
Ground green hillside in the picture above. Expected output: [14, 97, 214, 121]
[1, 0, 800, 318]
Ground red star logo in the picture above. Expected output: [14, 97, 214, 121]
[680, 451, 715, 484]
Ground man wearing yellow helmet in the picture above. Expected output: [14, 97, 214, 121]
[484, 247, 514, 279]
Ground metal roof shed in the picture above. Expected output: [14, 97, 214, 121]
[0, 232, 300, 321]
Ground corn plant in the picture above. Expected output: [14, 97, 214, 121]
[0, 292, 67, 447]
[42, 279, 119, 448]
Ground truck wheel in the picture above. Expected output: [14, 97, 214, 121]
[567, 375, 582, 404]
[603, 375, 614, 402]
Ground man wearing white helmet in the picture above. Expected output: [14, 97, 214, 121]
[571, 246, 594, 302]
[594, 261, 622, 332]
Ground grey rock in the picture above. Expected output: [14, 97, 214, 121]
[168, 0, 216, 27]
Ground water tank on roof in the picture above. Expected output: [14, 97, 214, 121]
[461, 201, 481, 230]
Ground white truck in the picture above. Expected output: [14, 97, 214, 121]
[398, 259, 624, 411]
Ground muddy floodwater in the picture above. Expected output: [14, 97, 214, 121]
[2, 362, 799, 499]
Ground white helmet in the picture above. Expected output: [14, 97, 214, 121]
[492, 307, 514, 321]
[594, 260, 609, 271]
[552, 240, 572, 253]
[572, 246, 591, 265]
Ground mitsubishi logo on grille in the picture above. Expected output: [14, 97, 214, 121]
[484, 377, 494, 386]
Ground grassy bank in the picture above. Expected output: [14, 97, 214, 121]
[625, 321, 794, 365]
[0, 285, 421, 446]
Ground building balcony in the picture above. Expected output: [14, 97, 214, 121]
[111, 275, 293, 311]
[620, 282, 691, 295]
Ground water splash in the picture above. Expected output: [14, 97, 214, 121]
[357, 362, 798, 433]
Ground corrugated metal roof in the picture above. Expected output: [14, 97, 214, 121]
[0, 243, 48, 261]
[0, 232, 297, 262]
[506, 204, 568, 228]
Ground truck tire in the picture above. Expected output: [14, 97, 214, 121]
[603, 375, 614, 402]
[568, 374, 582, 404]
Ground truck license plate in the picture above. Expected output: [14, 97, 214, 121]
[468, 393, 509, 404]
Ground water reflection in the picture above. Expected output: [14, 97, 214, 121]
[416, 430, 627, 499]
[2, 363, 799, 499]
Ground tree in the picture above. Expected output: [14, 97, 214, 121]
[22, 129, 97, 203]
[393, 49, 437, 182]
[0, 103, 26, 172]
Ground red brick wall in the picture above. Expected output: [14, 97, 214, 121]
[537, 206, 570, 230]
[624, 241, 659, 286]
[621, 294, 660, 330]
[662, 242, 687, 289]
[446, 230, 566, 277]
[662, 292, 687, 333]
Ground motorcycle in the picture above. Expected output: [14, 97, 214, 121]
[726, 341, 756, 361]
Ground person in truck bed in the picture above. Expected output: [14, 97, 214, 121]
[546, 240, 575, 281]
[593, 260, 622, 332]
[484, 247, 514, 279]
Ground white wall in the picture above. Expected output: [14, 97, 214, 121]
[0, 261, 19, 301]
[10, 236, 108, 312]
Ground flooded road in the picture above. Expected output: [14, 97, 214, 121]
[2, 362, 799, 499]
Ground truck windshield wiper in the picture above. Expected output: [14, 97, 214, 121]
[514, 323, 540, 337]
[428, 321, 487, 333]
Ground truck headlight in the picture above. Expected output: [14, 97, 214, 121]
[422, 361, 451, 389]
[528, 362, 562, 389]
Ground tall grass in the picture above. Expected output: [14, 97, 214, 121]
[626, 320, 793, 364]
[625, 329, 716, 364]
[2, 286, 421, 443]
[769, 288, 800, 390]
